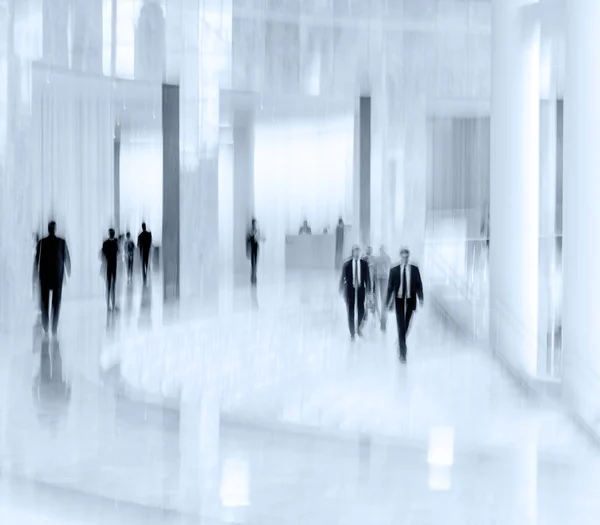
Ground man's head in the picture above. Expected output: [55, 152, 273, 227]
[400, 247, 410, 266]
[365, 245, 373, 256]
[338, 217, 343, 225]
[109, 228, 115, 239]
[126, 232, 131, 239]
[352, 244, 361, 260]
[303, 220, 308, 226]
[380, 245, 386, 255]
[142, 222, 147, 231]
[251, 218, 257, 228]
[48, 221, 56, 236]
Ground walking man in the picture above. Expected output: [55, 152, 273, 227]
[340, 245, 370, 340]
[386, 247, 423, 362]
[102, 228, 119, 312]
[34, 221, 71, 337]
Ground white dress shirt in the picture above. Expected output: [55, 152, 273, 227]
[398, 263, 411, 299]
[353, 258, 361, 288]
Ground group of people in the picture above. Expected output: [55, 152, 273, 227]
[339, 245, 424, 362]
[33, 221, 154, 337]
[100, 223, 153, 312]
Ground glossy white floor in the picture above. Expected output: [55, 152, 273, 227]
[1, 269, 600, 524]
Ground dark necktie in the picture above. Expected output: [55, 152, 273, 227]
[401, 266, 407, 299]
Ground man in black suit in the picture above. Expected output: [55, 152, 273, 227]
[102, 228, 119, 312]
[386, 247, 423, 362]
[34, 221, 71, 337]
[340, 245, 370, 340]
[137, 222, 152, 286]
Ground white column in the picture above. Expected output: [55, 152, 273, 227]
[490, 0, 540, 376]
[233, 113, 255, 276]
[562, 0, 600, 428]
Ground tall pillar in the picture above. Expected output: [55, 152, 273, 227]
[490, 0, 540, 376]
[358, 96, 371, 245]
[233, 112, 254, 276]
[562, 0, 600, 428]
[162, 84, 180, 302]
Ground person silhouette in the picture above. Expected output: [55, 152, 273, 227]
[34, 221, 71, 337]
[101, 228, 119, 312]
[137, 222, 152, 286]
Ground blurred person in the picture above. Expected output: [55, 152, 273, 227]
[101, 228, 119, 312]
[386, 247, 424, 363]
[375, 245, 392, 331]
[125, 232, 135, 283]
[32, 232, 42, 326]
[363, 245, 379, 323]
[298, 220, 312, 235]
[137, 222, 152, 286]
[339, 245, 370, 340]
[33, 221, 71, 337]
[335, 217, 345, 269]
[246, 218, 264, 286]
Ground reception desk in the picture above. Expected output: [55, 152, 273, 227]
[285, 227, 352, 270]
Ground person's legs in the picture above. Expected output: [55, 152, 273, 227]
[357, 288, 365, 334]
[40, 284, 50, 333]
[51, 284, 63, 335]
[142, 256, 149, 285]
[396, 300, 408, 360]
[346, 291, 356, 337]
[127, 257, 133, 282]
[106, 266, 116, 309]
[250, 248, 258, 285]
[378, 277, 388, 329]
[111, 268, 117, 308]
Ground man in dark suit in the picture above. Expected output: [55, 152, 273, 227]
[137, 222, 152, 286]
[102, 228, 119, 312]
[386, 247, 423, 362]
[34, 221, 71, 337]
[340, 245, 370, 340]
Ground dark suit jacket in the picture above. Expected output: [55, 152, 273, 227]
[138, 231, 152, 258]
[386, 263, 423, 310]
[339, 258, 370, 298]
[35, 235, 71, 286]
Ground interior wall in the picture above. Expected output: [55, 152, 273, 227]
[426, 116, 491, 238]
[31, 64, 114, 300]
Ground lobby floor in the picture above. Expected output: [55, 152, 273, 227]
[0, 270, 599, 524]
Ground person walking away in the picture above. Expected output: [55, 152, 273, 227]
[246, 218, 264, 286]
[33, 221, 71, 337]
[137, 222, 152, 286]
[102, 228, 119, 312]
[125, 232, 135, 283]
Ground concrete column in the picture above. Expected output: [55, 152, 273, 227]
[562, 0, 600, 429]
[162, 84, 180, 302]
[358, 96, 371, 246]
[233, 112, 255, 277]
[490, 0, 540, 377]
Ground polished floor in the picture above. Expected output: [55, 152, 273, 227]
[1, 269, 600, 524]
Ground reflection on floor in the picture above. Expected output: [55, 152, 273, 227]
[0, 270, 599, 524]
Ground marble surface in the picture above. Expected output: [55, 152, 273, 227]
[0, 271, 599, 524]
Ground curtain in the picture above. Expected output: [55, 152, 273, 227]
[31, 64, 114, 300]
[426, 116, 490, 238]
